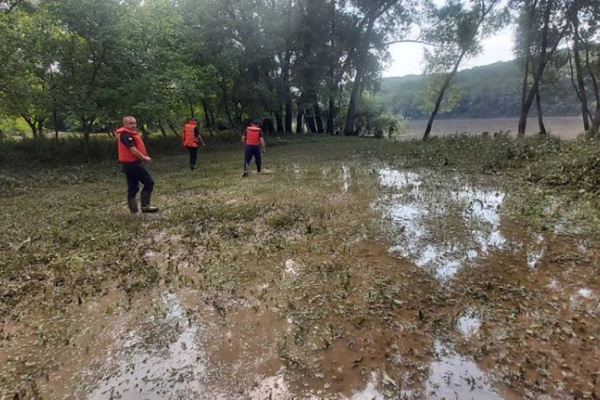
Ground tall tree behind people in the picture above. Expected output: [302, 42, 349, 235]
[513, 0, 570, 136]
[422, 0, 506, 140]
[343, 0, 420, 136]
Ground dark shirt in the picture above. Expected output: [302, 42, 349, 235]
[194, 126, 200, 138]
[120, 133, 135, 147]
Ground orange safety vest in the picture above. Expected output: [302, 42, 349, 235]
[117, 127, 148, 162]
[182, 122, 198, 148]
[245, 126, 262, 145]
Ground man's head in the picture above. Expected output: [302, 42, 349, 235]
[123, 116, 137, 130]
[251, 119, 261, 127]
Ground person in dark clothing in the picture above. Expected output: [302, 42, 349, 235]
[116, 116, 158, 214]
[241, 120, 266, 178]
[182, 118, 205, 170]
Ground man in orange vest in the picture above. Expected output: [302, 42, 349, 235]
[241, 119, 267, 178]
[116, 116, 158, 214]
[182, 118, 205, 170]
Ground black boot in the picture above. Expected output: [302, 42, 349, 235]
[127, 197, 139, 214]
[140, 191, 158, 213]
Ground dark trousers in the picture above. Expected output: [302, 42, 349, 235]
[122, 162, 154, 206]
[187, 146, 198, 167]
[244, 145, 261, 172]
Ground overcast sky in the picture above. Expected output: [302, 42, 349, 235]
[383, 26, 515, 77]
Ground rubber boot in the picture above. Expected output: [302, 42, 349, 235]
[127, 197, 139, 214]
[141, 191, 158, 213]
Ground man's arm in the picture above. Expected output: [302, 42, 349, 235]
[260, 138, 266, 154]
[131, 147, 151, 162]
[121, 133, 151, 162]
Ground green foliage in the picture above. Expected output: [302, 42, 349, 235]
[355, 92, 404, 137]
[416, 74, 461, 115]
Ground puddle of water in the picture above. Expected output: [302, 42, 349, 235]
[426, 341, 504, 400]
[349, 372, 385, 400]
[457, 311, 482, 338]
[378, 168, 508, 281]
[87, 292, 215, 400]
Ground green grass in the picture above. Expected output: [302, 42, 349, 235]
[2, 134, 600, 318]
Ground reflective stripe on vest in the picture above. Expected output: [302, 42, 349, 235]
[183, 122, 198, 147]
[117, 127, 148, 162]
[245, 126, 261, 145]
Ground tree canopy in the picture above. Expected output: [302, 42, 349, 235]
[0, 0, 599, 140]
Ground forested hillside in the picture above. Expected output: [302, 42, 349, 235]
[381, 61, 581, 119]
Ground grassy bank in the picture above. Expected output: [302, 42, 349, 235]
[1, 134, 600, 318]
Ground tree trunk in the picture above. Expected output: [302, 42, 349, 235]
[189, 101, 195, 119]
[517, 0, 562, 136]
[535, 89, 547, 135]
[275, 109, 284, 133]
[327, 96, 335, 134]
[314, 103, 324, 134]
[167, 122, 179, 136]
[221, 85, 235, 129]
[83, 117, 94, 163]
[343, 12, 376, 136]
[587, 60, 600, 137]
[283, 50, 293, 133]
[572, 22, 590, 131]
[202, 99, 211, 129]
[22, 116, 38, 139]
[423, 50, 466, 140]
[36, 119, 44, 139]
[139, 121, 150, 141]
[296, 109, 304, 134]
[53, 109, 59, 140]
[305, 108, 317, 133]
[158, 120, 167, 137]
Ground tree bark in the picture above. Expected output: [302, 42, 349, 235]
[343, 11, 377, 136]
[167, 122, 179, 136]
[296, 109, 304, 134]
[158, 120, 167, 137]
[314, 103, 324, 134]
[275, 109, 284, 133]
[423, 50, 467, 140]
[22, 116, 38, 139]
[53, 109, 59, 140]
[327, 96, 336, 134]
[535, 89, 547, 135]
[517, 0, 565, 136]
[572, 20, 590, 131]
[305, 108, 318, 133]
[201, 99, 211, 129]
[189, 101, 195, 119]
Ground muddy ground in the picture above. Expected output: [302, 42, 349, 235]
[1, 137, 599, 399]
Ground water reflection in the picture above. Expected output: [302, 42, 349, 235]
[426, 342, 504, 400]
[378, 167, 508, 280]
[88, 293, 212, 400]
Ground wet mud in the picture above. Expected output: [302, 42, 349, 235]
[2, 162, 599, 399]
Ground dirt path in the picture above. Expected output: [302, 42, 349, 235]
[1, 141, 599, 399]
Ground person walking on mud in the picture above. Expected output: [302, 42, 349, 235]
[116, 116, 159, 214]
[242, 119, 266, 178]
[182, 118, 205, 170]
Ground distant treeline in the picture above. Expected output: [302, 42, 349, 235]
[381, 61, 581, 120]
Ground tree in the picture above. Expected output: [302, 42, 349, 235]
[421, 0, 506, 140]
[513, 0, 570, 136]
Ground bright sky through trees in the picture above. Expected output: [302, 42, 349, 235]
[384, 26, 514, 77]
